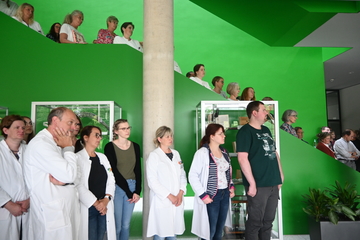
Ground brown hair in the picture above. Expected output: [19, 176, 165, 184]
[199, 123, 224, 148]
[21, 116, 34, 143]
[112, 119, 128, 140]
[240, 87, 256, 101]
[75, 126, 101, 153]
[1, 115, 25, 139]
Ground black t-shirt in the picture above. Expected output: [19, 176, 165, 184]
[236, 124, 282, 187]
[89, 154, 108, 199]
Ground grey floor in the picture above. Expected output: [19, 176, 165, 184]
[130, 235, 310, 240]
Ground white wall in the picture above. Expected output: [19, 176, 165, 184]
[340, 83, 360, 130]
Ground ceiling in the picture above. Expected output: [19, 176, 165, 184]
[296, 12, 360, 90]
[191, 0, 360, 90]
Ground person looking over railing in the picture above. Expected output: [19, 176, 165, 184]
[12, 3, 43, 35]
[60, 10, 86, 44]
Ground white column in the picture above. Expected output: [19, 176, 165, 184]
[142, 0, 174, 239]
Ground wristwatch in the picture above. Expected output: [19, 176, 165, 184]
[104, 195, 112, 201]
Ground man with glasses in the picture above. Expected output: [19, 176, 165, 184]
[23, 107, 80, 239]
[334, 129, 360, 170]
[295, 127, 309, 144]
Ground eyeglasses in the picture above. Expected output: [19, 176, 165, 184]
[118, 127, 132, 131]
[290, 115, 298, 117]
[25, 121, 33, 126]
[95, 133, 102, 139]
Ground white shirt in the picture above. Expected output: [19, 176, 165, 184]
[113, 36, 143, 52]
[12, 16, 44, 35]
[174, 61, 182, 74]
[23, 129, 80, 240]
[334, 137, 360, 160]
[189, 76, 211, 90]
[146, 147, 187, 237]
[60, 23, 86, 43]
[213, 155, 230, 189]
[0, 140, 29, 240]
[0, 0, 18, 16]
[75, 149, 116, 240]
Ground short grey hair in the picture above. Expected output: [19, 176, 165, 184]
[282, 109, 297, 122]
[226, 82, 239, 96]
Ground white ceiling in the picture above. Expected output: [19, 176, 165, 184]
[296, 12, 360, 90]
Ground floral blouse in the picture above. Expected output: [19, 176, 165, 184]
[94, 29, 117, 44]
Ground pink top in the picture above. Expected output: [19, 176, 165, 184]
[94, 29, 117, 44]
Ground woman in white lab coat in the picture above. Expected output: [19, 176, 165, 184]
[0, 115, 30, 240]
[189, 123, 235, 240]
[146, 126, 187, 240]
[75, 126, 116, 240]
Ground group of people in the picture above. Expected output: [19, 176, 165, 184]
[0, 102, 283, 240]
[2, 2, 143, 49]
[279, 109, 360, 171]
[0, 108, 141, 240]
[186, 64, 258, 101]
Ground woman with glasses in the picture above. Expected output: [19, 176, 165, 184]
[280, 109, 298, 137]
[22, 116, 34, 144]
[75, 126, 116, 240]
[71, 115, 82, 146]
[189, 123, 235, 240]
[104, 119, 141, 240]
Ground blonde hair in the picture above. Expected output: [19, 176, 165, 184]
[153, 126, 173, 147]
[112, 119, 128, 140]
[63, 10, 83, 24]
[13, 3, 34, 25]
[106, 16, 118, 27]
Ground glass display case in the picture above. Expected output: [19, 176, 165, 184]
[31, 101, 121, 152]
[195, 100, 283, 240]
[0, 106, 9, 120]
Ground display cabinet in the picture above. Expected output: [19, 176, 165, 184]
[31, 101, 121, 152]
[0, 106, 9, 120]
[195, 100, 283, 240]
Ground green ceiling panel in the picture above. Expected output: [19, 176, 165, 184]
[189, 0, 356, 46]
[322, 47, 351, 62]
[295, 1, 359, 13]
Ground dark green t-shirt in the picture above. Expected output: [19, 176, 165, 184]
[236, 124, 282, 187]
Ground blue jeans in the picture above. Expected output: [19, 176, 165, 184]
[206, 189, 230, 240]
[88, 205, 106, 240]
[245, 186, 279, 240]
[114, 179, 136, 240]
[153, 235, 177, 240]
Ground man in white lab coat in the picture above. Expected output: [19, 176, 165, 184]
[24, 107, 80, 240]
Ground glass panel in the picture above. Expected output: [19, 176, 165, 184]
[326, 91, 340, 120]
[196, 100, 282, 240]
[0, 106, 8, 120]
[31, 101, 121, 153]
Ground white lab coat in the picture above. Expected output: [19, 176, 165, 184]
[23, 129, 80, 240]
[189, 147, 232, 240]
[146, 147, 187, 238]
[75, 149, 116, 240]
[0, 140, 29, 240]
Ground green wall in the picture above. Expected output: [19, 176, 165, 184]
[2, 0, 360, 236]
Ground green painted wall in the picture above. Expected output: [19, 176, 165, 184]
[2, 0, 360, 236]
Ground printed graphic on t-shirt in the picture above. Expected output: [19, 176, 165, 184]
[72, 30, 85, 43]
[256, 133, 276, 160]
